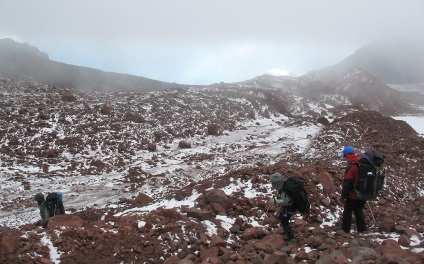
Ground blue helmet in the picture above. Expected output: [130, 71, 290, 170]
[342, 146, 355, 157]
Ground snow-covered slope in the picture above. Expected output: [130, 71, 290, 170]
[0, 75, 423, 263]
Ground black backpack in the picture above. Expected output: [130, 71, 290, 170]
[282, 176, 311, 213]
[45, 193, 64, 217]
[354, 150, 386, 201]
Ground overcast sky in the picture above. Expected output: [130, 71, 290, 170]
[1, 0, 423, 85]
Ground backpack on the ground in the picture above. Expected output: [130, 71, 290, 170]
[354, 150, 386, 201]
[282, 176, 311, 213]
[45, 192, 64, 217]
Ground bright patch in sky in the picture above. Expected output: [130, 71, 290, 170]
[269, 68, 290, 76]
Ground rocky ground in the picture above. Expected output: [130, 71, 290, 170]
[0, 75, 423, 264]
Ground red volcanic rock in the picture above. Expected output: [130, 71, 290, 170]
[205, 189, 232, 209]
[47, 214, 84, 228]
[183, 207, 215, 220]
[210, 234, 226, 247]
[207, 123, 220, 135]
[90, 159, 106, 171]
[179, 141, 191, 148]
[317, 171, 336, 194]
[253, 234, 284, 253]
[131, 113, 145, 123]
[18, 107, 28, 114]
[163, 255, 180, 264]
[100, 104, 111, 115]
[404, 227, 422, 240]
[379, 239, 422, 264]
[199, 247, 219, 260]
[132, 192, 153, 207]
[147, 143, 156, 152]
[39, 112, 49, 120]
[1, 235, 20, 253]
[117, 143, 126, 153]
[156, 208, 188, 221]
[398, 234, 411, 247]
[317, 116, 330, 125]
[306, 235, 324, 249]
[62, 90, 77, 102]
[9, 136, 18, 145]
[210, 202, 226, 215]
[240, 227, 269, 241]
[379, 218, 396, 232]
[264, 251, 289, 264]
[45, 149, 56, 158]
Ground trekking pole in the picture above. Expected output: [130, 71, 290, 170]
[261, 201, 272, 225]
[367, 202, 376, 226]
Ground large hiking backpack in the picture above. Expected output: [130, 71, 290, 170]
[282, 176, 311, 213]
[45, 192, 64, 217]
[354, 150, 386, 201]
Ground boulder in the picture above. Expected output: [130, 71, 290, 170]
[47, 214, 84, 228]
[205, 189, 232, 209]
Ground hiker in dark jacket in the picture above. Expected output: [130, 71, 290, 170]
[33, 192, 65, 227]
[33, 193, 48, 226]
[271, 173, 296, 241]
[339, 146, 367, 233]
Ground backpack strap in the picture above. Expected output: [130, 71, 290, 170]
[345, 162, 359, 174]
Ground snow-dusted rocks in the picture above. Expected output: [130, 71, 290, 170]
[0, 74, 423, 263]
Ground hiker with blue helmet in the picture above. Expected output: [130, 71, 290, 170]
[339, 146, 367, 233]
[270, 172, 296, 241]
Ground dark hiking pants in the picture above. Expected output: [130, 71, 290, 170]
[280, 208, 294, 238]
[342, 197, 367, 233]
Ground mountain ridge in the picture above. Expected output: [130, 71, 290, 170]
[6, 36, 423, 116]
[0, 38, 187, 92]
[228, 67, 423, 116]
[2, 38, 424, 91]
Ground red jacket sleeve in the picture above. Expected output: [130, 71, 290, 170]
[341, 163, 359, 199]
[344, 164, 359, 180]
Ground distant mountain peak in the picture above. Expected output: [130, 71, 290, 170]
[334, 38, 424, 84]
[0, 38, 49, 60]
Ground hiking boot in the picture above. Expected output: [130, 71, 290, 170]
[283, 226, 294, 241]
[357, 230, 369, 236]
